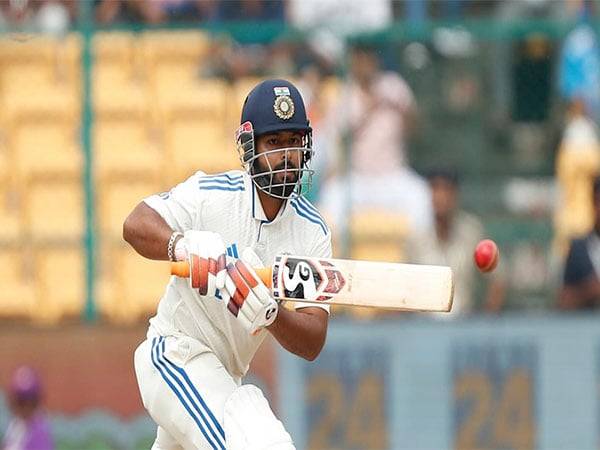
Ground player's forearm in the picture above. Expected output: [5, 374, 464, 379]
[123, 202, 176, 260]
[267, 307, 328, 361]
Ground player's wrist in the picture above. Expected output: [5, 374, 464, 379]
[173, 234, 187, 261]
[167, 231, 184, 261]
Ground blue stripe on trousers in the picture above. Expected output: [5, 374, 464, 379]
[150, 338, 225, 450]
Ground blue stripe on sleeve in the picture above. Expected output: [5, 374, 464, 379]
[198, 177, 244, 187]
[290, 201, 328, 235]
[198, 185, 245, 192]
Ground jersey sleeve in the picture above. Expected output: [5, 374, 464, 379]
[143, 172, 204, 232]
[292, 229, 333, 314]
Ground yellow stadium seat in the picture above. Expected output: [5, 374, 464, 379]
[93, 119, 163, 181]
[12, 121, 82, 182]
[0, 183, 21, 245]
[93, 65, 148, 120]
[0, 247, 35, 318]
[154, 78, 228, 124]
[165, 120, 239, 181]
[139, 30, 210, 67]
[58, 33, 81, 79]
[233, 77, 263, 107]
[97, 244, 169, 323]
[93, 32, 136, 68]
[32, 246, 84, 323]
[0, 35, 57, 64]
[97, 180, 159, 241]
[349, 210, 409, 262]
[1, 77, 78, 124]
[25, 181, 83, 243]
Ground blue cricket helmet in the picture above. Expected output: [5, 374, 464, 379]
[240, 78, 312, 136]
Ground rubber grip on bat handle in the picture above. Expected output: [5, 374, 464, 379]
[170, 261, 273, 288]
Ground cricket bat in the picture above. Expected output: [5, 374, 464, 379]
[171, 255, 453, 312]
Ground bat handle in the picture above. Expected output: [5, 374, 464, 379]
[170, 261, 273, 288]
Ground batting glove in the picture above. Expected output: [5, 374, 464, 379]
[178, 230, 227, 297]
[221, 248, 278, 335]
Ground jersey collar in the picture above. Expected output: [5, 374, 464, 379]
[245, 173, 288, 223]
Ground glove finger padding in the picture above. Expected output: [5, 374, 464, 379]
[186, 230, 227, 297]
[223, 257, 278, 335]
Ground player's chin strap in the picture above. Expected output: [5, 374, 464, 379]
[224, 385, 296, 450]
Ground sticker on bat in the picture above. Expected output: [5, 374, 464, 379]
[281, 258, 322, 300]
[273, 256, 346, 302]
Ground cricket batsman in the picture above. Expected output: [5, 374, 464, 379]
[123, 79, 331, 449]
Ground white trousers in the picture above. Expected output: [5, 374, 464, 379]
[134, 335, 239, 450]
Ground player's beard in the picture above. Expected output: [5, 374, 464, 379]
[252, 157, 300, 198]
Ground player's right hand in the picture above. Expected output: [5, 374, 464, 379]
[181, 230, 227, 297]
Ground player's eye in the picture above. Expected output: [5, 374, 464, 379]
[290, 137, 300, 146]
[267, 138, 278, 146]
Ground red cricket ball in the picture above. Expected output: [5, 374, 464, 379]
[474, 239, 499, 273]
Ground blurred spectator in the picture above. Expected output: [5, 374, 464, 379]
[216, 0, 284, 22]
[318, 42, 433, 242]
[288, 0, 392, 64]
[200, 34, 264, 80]
[554, 99, 600, 258]
[0, 0, 73, 35]
[489, 0, 562, 171]
[405, 170, 506, 317]
[1, 366, 53, 450]
[95, 0, 217, 25]
[559, 0, 600, 122]
[296, 64, 338, 202]
[559, 176, 600, 310]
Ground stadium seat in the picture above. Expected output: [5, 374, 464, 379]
[0, 35, 57, 64]
[93, 32, 136, 71]
[0, 247, 35, 318]
[139, 30, 210, 68]
[165, 119, 239, 182]
[32, 246, 85, 323]
[349, 208, 408, 261]
[97, 243, 169, 323]
[0, 183, 21, 245]
[12, 121, 82, 183]
[0, 68, 78, 124]
[153, 77, 228, 124]
[93, 65, 148, 120]
[93, 119, 162, 181]
[24, 181, 84, 244]
[97, 179, 159, 241]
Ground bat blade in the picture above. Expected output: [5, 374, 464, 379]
[271, 255, 453, 312]
[170, 256, 454, 312]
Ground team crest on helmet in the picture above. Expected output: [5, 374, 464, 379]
[273, 94, 295, 120]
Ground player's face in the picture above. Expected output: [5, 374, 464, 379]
[255, 131, 304, 185]
[430, 177, 458, 220]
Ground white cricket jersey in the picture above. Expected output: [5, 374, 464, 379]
[143, 170, 332, 379]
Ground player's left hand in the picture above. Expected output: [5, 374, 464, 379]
[221, 248, 278, 335]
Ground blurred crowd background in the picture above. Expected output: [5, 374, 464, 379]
[3, 0, 600, 449]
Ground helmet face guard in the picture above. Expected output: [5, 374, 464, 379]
[236, 121, 314, 199]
